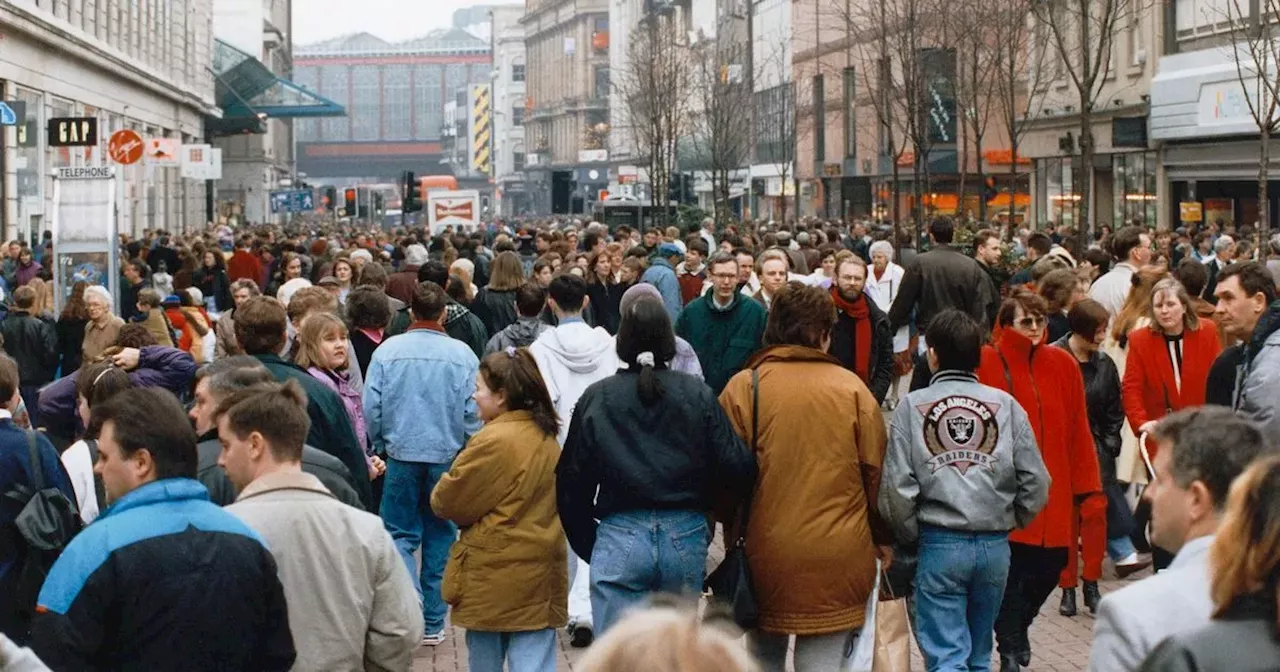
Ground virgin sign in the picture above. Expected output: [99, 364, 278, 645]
[108, 129, 144, 165]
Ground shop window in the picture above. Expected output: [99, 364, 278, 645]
[1114, 151, 1158, 229]
[1037, 157, 1079, 228]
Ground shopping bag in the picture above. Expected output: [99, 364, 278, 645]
[843, 559, 881, 672]
[873, 596, 913, 672]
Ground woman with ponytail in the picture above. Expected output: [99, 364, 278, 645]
[430, 347, 568, 672]
[556, 300, 758, 636]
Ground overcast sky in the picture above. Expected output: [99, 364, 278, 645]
[293, 0, 523, 44]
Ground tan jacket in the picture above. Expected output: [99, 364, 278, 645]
[431, 410, 568, 631]
[215, 310, 239, 358]
[227, 471, 423, 672]
[718, 345, 890, 635]
[137, 309, 175, 348]
[82, 316, 124, 362]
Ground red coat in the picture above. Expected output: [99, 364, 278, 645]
[226, 250, 262, 286]
[677, 269, 707, 306]
[977, 330, 1102, 549]
[163, 307, 193, 352]
[1122, 320, 1222, 456]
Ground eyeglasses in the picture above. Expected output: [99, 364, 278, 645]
[1016, 315, 1046, 329]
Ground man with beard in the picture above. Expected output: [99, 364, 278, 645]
[828, 252, 894, 404]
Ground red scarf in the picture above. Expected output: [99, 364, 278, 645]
[830, 287, 873, 384]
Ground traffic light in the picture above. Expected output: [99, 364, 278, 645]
[323, 186, 337, 212]
[403, 171, 423, 213]
[343, 188, 356, 216]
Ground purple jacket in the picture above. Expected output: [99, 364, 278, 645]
[37, 346, 198, 438]
[14, 260, 41, 287]
[308, 366, 369, 455]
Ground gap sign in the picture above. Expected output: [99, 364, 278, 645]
[48, 117, 98, 147]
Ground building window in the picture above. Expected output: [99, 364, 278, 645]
[322, 66, 351, 141]
[1114, 151, 1157, 229]
[1174, 0, 1237, 41]
[384, 65, 413, 141]
[514, 151, 526, 171]
[594, 66, 610, 101]
[1037, 157, 1080, 228]
[512, 63, 526, 82]
[513, 104, 525, 126]
[843, 67, 856, 159]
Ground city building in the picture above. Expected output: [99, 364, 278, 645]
[1, 0, 218, 242]
[210, 0, 347, 225]
[749, 0, 795, 221]
[490, 5, 529, 216]
[1150, 1, 1275, 231]
[1024, 2, 1162, 231]
[292, 25, 491, 185]
[521, 0, 611, 214]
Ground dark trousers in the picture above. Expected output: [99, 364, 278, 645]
[994, 542, 1068, 658]
[19, 385, 41, 429]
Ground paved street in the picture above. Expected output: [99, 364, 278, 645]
[412, 531, 1137, 671]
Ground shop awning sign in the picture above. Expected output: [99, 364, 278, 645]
[0, 101, 24, 126]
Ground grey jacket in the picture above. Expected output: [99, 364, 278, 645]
[1089, 535, 1216, 672]
[879, 370, 1050, 545]
[484, 316, 551, 356]
[1235, 303, 1280, 438]
[227, 471, 423, 672]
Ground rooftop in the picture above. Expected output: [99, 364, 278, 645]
[295, 30, 489, 58]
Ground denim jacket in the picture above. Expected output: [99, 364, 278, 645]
[363, 326, 482, 463]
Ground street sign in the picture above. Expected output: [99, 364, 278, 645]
[48, 117, 98, 147]
[145, 138, 180, 166]
[0, 101, 25, 126]
[270, 190, 316, 214]
[108, 129, 144, 165]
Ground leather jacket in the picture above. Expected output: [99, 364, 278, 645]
[1054, 335, 1124, 482]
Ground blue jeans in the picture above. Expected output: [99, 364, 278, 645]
[914, 526, 1011, 672]
[589, 510, 710, 635]
[381, 458, 456, 632]
[1107, 536, 1137, 561]
[465, 629, 556, 672]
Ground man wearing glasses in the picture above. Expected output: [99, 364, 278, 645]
[676, 251, 768, 394]
[1089, 225, 1153, 316]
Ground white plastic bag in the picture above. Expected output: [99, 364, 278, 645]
[843, 558, 881, 672]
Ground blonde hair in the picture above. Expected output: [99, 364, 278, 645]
[1112, 265, 1169, 342]
[1148, 277, 1202, 334]
[293, 312, 349, 371]
[1209, 455, 1280, 635]
[578, 606, 758, 672]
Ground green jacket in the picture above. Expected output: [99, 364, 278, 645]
[675, 290, 768, 394]
[252, 354, 373, 509]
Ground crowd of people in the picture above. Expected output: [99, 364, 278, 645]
[0, 213, 1278, 672]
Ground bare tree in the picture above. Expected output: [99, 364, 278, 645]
[614, 10, 695, 227]
[691, 48, 752, 228]
[952, 0, 1000, 222]
[1033, 0, 1147, 251]
[1216, 0, 1280, 238]
[989, 0, 1048, 230]
[754, 38, 805, 225]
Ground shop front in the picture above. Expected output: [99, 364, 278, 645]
[1151, 46, 1276, 230]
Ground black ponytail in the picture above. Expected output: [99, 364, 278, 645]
[616, 299, 676, 406]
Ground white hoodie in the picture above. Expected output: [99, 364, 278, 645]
[529, 320, 619, 446]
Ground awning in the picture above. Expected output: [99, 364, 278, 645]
[208, 39, 345, 134]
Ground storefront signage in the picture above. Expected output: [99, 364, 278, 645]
[0, 101, 25, 126]
[1198, 82, 1253, 126]
[48, 117, 98, 147]
[55, 166, 116, 180]
[1180, 201, 1204, 223]
[822, 163, 842, 177]
[145, 138, 181, 166]
[108, 129, 144, 165]
[578, 149, 608, 163]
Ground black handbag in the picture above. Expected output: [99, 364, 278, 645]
[705, 368, 760, 629]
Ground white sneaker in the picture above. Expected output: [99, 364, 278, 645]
[422, 629, 447, 646]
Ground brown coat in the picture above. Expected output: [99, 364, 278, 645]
[718, 345, 890, 635]
[431, 410, 568, 631]
[215, 310, 240, 358]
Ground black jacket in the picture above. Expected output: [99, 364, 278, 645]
[55, 317, 88, 375]
[444, 301, 488, 360]
[119, 279, 149, 322]
[30, 479, 295, 671]
[888, 245, 995, 333]
[1206, 344, 1244, 407]
[193, 267, 233, 312]
[0, 312, 58, 386]
[557, 370, 758, 561]
[1053, 336, 1123, 476]
[471, 287, 519, 336]
[196, 436, 364, 509]
[586, 281, 625, 334]
[829, 297, 895, 403]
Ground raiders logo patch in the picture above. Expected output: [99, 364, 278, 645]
[916, 395, 1001, 474]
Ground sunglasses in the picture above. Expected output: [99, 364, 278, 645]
[1016, 315, 1046, 329]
